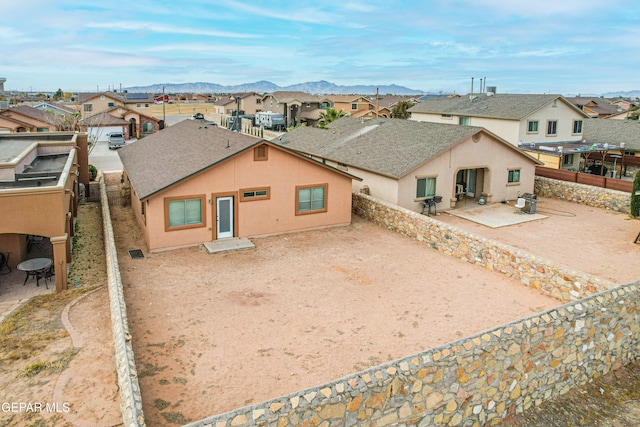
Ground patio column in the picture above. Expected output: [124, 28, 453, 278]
[50, 234, 68, 292]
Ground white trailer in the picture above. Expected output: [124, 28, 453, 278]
[255, 111, 286, 131]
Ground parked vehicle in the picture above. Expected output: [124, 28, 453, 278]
[190, 113, 205, 120]
[255, 111, 286, 131]
[107, 132, 126, 149]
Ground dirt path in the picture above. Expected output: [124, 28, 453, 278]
[502, 361, 640, 427]
[0, 202, 120, 427]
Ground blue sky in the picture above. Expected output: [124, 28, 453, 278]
[2, 0, 639, 95]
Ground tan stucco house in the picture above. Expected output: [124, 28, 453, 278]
[409, 93, 590, 147]
[213, 92, 263, 116]
[277, 117, 543, 212]
[0, 132, 89, 291]
[518, 118, 640, 174]
[78, 92, 160, 141]
[0, 105, 58, 133]
[118, 120, 359, 252]
[325, 95, 374, 118]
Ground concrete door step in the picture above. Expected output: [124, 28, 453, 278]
[203, 238, 255, 254]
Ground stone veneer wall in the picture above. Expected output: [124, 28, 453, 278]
[100, 180, 146, 427]
[535, 176, 631, 214]
[182, 194, 638, 427]
[352, 192, 612, 303]
[183, 282, 640, 427]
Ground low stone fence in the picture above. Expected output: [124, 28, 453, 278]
[182, 194, 638, 427]
[183, 279, 640, 427]
[352, 192, 612, 303]
[535, 176, 631, 214]
[100, 179, 146, 426]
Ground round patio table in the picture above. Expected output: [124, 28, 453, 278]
[17, 258, 53, 287]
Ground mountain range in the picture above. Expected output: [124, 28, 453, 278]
[124, 80, 427, 96]
[123, 81, 640, 98]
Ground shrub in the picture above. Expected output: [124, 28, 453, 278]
[631, 169, 640, 217]
[88, 164, 98, 181]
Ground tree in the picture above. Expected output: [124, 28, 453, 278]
[391, 101, 415, 119]
[53, 88, 63, 100]
[631, 169, 640, 217]
[318, 107, 346, 129]
[50, 111, 81, 132]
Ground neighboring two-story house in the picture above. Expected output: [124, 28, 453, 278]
[409, 93, 589, 148]
[78, 92, 160, 141]
[261, 91, 324, 128]
[324, 95, 374, 118]
[565, 97, 621, 118]
[213, 92, 263, 116]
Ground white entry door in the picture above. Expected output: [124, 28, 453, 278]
[216, 196, 234, 239]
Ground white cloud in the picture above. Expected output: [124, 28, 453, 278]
[458, 0, 622, 16]
[85, 22, 261, 39]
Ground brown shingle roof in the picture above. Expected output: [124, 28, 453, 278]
[277, 117, 486, 178]
[583, 118, 640, 151]
[119, 120, 265, 199]
[2, 105, 56, 124]
[78, 112, 129, 126]
[409, 93, 588, 120]
[264, 91, 322, 103]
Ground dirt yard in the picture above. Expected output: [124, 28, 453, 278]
[435, 197, 640, 285]
[110, 204, 563, 426]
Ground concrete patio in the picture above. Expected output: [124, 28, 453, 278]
[0, 239, 55, 323]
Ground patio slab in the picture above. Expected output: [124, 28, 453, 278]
[446, 202, 548, 228]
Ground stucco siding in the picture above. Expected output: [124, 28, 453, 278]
[411, 101, 586, 147]
[140, 147, 353, 251]
[518, 101, 585, 144]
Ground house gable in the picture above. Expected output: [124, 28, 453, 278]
[120, 122, 358, 251]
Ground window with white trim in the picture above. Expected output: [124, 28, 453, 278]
[546, 120, 558, 136]
[527, 120, 539, 133]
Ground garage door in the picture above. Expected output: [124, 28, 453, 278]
[88, 126, 123, 142]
